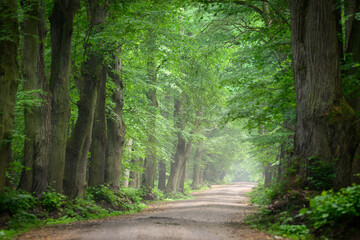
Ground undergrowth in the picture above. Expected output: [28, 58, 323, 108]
[0, 182, 209, 239]
[246, 183, 360, 240]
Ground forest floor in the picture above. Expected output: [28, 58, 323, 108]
[16, 182, 285, 240]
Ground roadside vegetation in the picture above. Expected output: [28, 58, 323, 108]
[247, 181, 360, 239]
[0, 182, 209, 239]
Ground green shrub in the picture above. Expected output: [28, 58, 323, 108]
[0, 188, 36, 214]
[8, 211, 40, 229]
[248, 183, 278, 206]
[40, 189, 66, 211]
[87, 185, 116, 203]
[121, 187, 144, 203]
[300, 184, 360, 229]
[150, 187, 164, 201]
[0, 189, 40, 229]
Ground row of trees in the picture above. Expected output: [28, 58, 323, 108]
[217, 0, 360, 190]
[1, 0, 250, 199]
[2, 0, 359, 201]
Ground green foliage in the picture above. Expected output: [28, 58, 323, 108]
[40, 189, 66, 212]
[306, 156, 336, 191]
[0, 188, 39, 230]
[300, 184, 360, 230]
[0, 188, 36, 214]
[248, 183, 279, 206]
[150, 187, 165, 201]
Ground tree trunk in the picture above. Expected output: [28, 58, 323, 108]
[344, 0, 360, 184]
[158, 160, 166, 190]
[63, 0, 107, 198]
[104, 49, 126, 190]
[129, 158, 141, 188]
[290, 0, 357, 189]
[88, 65, 107, 187]
[264, 162, 272, 187]
[48, 0, 80, 192]
[192, 141, 203, 187]
[165, 98, 186, 193]
[0, 0, 19, 190]
[121, 139, 133, 188]
[142, 52, 158, 190]
[19, 0, 51, 195]
[178, 141, 192, 193]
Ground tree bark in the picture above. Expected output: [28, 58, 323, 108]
[121, 140, 133, 188]
[63, 0, 108, 198]
[165, 98, 186, 193]
[129, 158, 141, 188]
[158, 160, 166, 190]
[48, 0, 80, 192]
[88, 65, 107, 187]
[178, 141, 192, 193]
[142, 51, 158, 189]
[19, 0, 51, 195]
[192, 141, 203, 186]
[290, 0, 357, 189]
[0, 0, 19, 190]
[344, 0, 360, 184]
[104, 48, 125, 190]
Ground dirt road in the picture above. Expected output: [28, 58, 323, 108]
[18, 182, 279, 240]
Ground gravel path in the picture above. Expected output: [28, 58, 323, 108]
[17, 182, 281, 240]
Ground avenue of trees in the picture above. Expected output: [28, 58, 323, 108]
[1, 0, 360, 219]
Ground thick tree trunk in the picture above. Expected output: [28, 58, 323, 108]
[158, 160, 166, 190]
[19, 0, 51, 195]
[192, 141, 203, 186]
[142, 54, 158, 189]
[104, 49, 125, 190]
[88, 66, 107, 187]
[48, 0, 80, 192]
[345, 0, 360, 184]
[290, 0, 357, 189]
[178, 141, 192, 193]
[0, 0, 19, 190]
[165, 99, 186, 193]
[63, 0, 107, 198]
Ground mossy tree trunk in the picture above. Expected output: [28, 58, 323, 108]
[0, 0, 19, 190]
[88, 65, 107, 187]
[344, 0, 360, 184]
[18, 0, 51, 196]
[178, 141, 192, 193]
[48, 0, 80, 192]
[142, 50, 158, 190]
[165, 98, 186, 193]
[63, 0, 108, 198]
[158, 160, 166, 190]
[103, 48, 125, 190]
[290, 0, 357, 189]
[192, 141, 203, 187]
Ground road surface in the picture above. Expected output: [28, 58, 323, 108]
[18, 182, 280, 240]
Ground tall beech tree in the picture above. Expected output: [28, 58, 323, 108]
[290, 0, 357, 189]
[0, 0, 19, 190]
[18, 0, 51, 195]
[48, 0, 80, 192]
[104, 49, 126, 189]
[64, 0, 109, 198]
